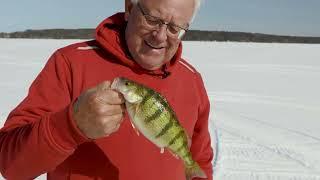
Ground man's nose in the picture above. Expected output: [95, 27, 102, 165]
[152, 25, 168, 42]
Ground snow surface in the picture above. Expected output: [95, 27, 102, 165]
[1, 39, 320, 179]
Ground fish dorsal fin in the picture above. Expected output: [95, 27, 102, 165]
[187, 135, 192, 149]
[183, 129, 192, 149]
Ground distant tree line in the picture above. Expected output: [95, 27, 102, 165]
[183, 30, 320, 44]
[1, 29, 320, 44]
[0, 29, 94, 39]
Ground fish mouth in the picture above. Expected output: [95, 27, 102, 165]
[111, 77, 120, 90]
[111, 77, 128, 94]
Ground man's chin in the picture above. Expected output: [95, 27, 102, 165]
[136, 60, 164, 70]
[135, 54, 166, 70]
[140, 63, 162, 70]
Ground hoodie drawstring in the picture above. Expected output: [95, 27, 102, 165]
[162, 64, 171, 79]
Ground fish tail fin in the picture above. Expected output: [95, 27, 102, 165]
[185, 162, 207, 180]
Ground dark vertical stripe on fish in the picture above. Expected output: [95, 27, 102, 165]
[176, 141, 188, 153]
[145, 108, 163, 123]
[153, 93, 171, 110]
[168, 130, 184, 146]
[140, 89, 154, 106]
[155, 118, 174, 138]
[182, 152, 190, 159]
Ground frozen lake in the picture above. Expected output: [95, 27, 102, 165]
[1, 39, 320, 179]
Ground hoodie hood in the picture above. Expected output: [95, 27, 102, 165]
[95, 13, 182, 78]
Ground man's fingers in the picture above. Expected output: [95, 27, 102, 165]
[95, 90, 124, 105]
[94, 104, 125, 116]
[101, 113, 124, 134]
[96, 81, 111, 91]
[74, 80, 127, 139]
[95, 81, 125, 105]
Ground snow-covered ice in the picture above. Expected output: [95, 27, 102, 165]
[1, 39, 320, 179]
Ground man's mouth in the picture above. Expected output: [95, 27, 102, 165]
[144, 41, 165, 50]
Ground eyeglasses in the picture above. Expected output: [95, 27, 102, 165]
[137, 3, 189, 40]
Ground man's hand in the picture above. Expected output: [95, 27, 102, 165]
[73, 81, 125, 139]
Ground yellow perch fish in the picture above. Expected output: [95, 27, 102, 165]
[111, 77, 207, 180]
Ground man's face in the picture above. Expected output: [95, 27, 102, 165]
[125, 0, 195, 70]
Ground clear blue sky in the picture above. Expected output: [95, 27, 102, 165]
[1, 0, 320, 36]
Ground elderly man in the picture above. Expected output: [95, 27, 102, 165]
[0, 0, 213, 179]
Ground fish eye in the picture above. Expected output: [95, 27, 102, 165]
[125, 82, 130, 86]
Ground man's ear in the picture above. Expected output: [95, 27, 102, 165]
[125, 0, 134, 21]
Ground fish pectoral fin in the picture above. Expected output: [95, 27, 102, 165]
[128, 104, 140, 136]
[130, 121, 140, 136]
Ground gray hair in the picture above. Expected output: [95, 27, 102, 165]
[130, 0, 201, 23]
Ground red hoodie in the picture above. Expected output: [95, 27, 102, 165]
[0, 13, 213, 180]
